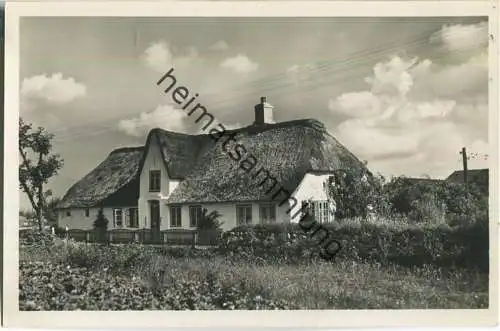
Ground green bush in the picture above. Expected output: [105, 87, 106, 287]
[384, 176, 487, 225]
[197, 208, 224, 231]
[325, 168, 388, 219]
[19, 229, 56, 247]
[219, 218, 488, 271]
[93, 208, 109, 243]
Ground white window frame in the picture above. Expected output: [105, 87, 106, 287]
[113, 208, 123, 228]
[259, 204, 276, 224]
[236, 204, 253, 225]
[85, 208, 90, 218]
[170, 206, 182, 228]
[309, 200, 331, 224]
[189, 205, 202, 227]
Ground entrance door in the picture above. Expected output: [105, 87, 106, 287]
[149, 200, 161, 243]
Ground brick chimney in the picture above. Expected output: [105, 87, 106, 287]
[254, 96, 274, 125]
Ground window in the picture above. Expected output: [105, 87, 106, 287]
[308, 200, 331, 224]
[85, 208, 90, 217]
[236, 204, 252, 225]
[127, 208, 139, 228]
[149, 170, 161, 192]
[66, 210, 71, 217]
[259, 204, 276, 224]
[170, 206, 182, 228]
[113, 208, 123, 227]
[189, 205, 203, 227]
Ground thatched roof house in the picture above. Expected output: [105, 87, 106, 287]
[57, 97, 369, 231]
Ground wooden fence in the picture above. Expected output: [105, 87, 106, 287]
[66, 228, 222, 246]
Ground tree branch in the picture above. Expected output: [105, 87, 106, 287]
[18, 146, 38, 213]
[37, 151, 45, 231]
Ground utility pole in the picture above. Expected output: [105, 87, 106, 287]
[459, 147, 469, 193]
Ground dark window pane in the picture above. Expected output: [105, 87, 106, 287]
[149, 170, 161, 192]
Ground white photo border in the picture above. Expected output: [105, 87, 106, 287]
[3, 1, 499, 328]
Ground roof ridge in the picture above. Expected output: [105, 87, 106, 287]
[148, 118, 328, 138]
[109, 146, 144, 155]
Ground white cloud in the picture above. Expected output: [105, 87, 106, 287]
[117, 104, 189, 137]
[430, 21, 488, 52]
[209, 40, 229, 51]
[142, 42, 201, 72]
[285, 63, 320, 87]
[335, 118, 421, 159]
[142, 42, 173, 72]
[410, 52, 488, 100]
[175, 46, 203, 68]
[366, 56, 417, 97]
[223, 122, 243, 130]
[329, 53, 488, 177]
[21, 73, 86, 104]
[329, 91, 382, 118]
[286, 64, 301, 74]
[220, 54, 258, 74]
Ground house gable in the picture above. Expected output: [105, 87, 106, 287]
[288, 171, 335, 223]
[139, 132, 172, 198]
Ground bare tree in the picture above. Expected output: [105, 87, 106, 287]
[19, 118, 63, 231]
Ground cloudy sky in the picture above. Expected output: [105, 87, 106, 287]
[19, 16, 489, 209]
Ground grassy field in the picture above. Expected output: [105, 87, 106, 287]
[19, 238, 488, 310]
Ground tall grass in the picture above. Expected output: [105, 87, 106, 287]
[20, 240, 488, 310]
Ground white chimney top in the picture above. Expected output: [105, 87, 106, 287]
[254, 96, 274, 125]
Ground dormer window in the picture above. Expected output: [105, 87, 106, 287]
[149, 170, 161, 192]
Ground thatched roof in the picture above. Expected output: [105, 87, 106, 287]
[58, 119, 368, 208]
[167, 119, 368, 204]
[58, 147, 144, 208]
[141, 128, 213, 180]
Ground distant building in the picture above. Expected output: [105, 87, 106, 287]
[446, 169, 489, 195]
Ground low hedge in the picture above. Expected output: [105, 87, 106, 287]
[219, 218, 489, 271]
